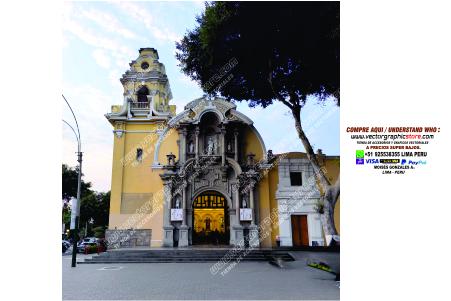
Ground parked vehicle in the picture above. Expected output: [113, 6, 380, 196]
[77, 241, 98, 253]
[79, 237, 98, 244]
[62, 240, 71, 253]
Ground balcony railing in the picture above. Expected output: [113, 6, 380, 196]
[130, 101, 150, 109]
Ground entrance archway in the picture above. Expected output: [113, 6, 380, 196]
[192, 191, 230, 245]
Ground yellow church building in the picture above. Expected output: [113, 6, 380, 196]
[105, 48, 340, 249]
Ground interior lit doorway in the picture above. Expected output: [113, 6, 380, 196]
[192, 191, 229, 245]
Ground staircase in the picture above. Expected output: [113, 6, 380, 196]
[79, 249, 295, 264]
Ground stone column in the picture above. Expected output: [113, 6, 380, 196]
[179, 183, 189, 247]
[162, 177, 174, 247]
[249, 181, 255, 226]
[186, 208, 193, 245]
[234, 130, 239, 162]
[232, 182, 244, 247]
[195, 126, 200, 160]
[235, 184, 240, 218]
[179, 127, 187, 163]
[228, 208, 237, 245]
[248, 180, 260, 247]
[220, 125, 226, 165]
[182, 185, 187, 226]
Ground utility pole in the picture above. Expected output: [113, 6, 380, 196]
[62, 94, 82, 268]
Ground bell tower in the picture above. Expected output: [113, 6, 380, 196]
[105, 48, 180, 248]
[107, 47, 176, 121]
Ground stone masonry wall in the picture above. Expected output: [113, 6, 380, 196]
[105, 229, 152, 249]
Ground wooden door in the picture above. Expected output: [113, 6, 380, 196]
[291, 215, 309, 247]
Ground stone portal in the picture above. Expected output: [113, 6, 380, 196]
[160, 97, 267, 248]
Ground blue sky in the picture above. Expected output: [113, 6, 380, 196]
[62, 1, 339, 192]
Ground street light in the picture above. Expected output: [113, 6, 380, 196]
[62, 94, 82, 268]
[85, 217, 94, 237]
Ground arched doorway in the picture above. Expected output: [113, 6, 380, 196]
[137, 86, 149, 102]
[192, 191, 230, 245]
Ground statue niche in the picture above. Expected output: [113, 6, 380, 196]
[188, 140, 195, 153]
[203, 127, 218, 155]
[198, 112, 221, 157]
[206, 136, 216, 155]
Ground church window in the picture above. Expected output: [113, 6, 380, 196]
[290, 172, 302, 186]
[136, 148, 143, 162]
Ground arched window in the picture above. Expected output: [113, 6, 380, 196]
[193, 193, 225, 208]
[137, 86, 149, 102]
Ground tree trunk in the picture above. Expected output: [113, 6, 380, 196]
[291, 107, 340, 245]
[266, 74, 340, 245]
[320, 190, 339, 245]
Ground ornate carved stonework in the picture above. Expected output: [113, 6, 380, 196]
[194, 178, 209, 191]
[114, 121, 125, 138]
[114, 130, 124, 138]
[158, 96, 275, 247]
[168, 97, 252, 127]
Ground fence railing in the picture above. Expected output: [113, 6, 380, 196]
[131, 102, 150, 109]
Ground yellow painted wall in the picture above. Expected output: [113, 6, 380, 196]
[268, 166, 280, 246]
[109, 123, 125, 216]
[242, 126, 274, 247]
[108, 122, 178, 247]
[257, 174, 272, 248]
[157, 128, 179, 165]
[243, 126, 264, 161]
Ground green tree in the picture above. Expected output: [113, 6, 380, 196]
[176, 1, 340, 241]
[79, 191, 110, 234]
[62, 164, 93, 201]
[62, 164, 110, 236]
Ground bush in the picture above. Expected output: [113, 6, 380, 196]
[81, 244, 100, 254]
[92, 226, 105, 238]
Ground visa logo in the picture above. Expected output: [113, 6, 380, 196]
[365, 159, 379, 164]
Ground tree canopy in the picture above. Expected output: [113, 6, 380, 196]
[176, 1, 340, 240]
[62, 164, 93, 201]
[176, 1, 339, 107]
[62, 164, 110, 232]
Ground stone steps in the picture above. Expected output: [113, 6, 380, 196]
[79, 249, 295, 264]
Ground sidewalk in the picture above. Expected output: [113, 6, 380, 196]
[62, 251, 339, 300]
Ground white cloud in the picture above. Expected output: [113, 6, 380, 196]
[115, 1, 181, 43]
[62, 83, 116, 192]
[92, 49, 111, 69]
[63, 9, 135, 71]
[193, 1, 205, 9]
[62, 34, 69, 48]
[108, 69, 124, 95]
[178, 74, 199, 89]
[82, 9, 137, 40]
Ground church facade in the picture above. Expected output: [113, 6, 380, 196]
[105, 48, 340, 248]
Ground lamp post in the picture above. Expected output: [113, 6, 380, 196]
[85, 217, 94, 237]
[62, 94, 82, 268]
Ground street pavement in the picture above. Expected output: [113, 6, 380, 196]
[62, 251, 339, 300]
